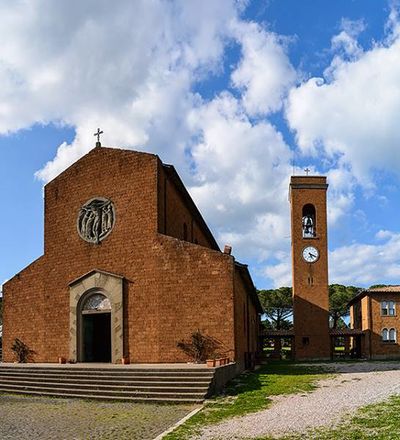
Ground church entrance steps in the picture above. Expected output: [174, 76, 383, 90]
[0, 363, 235, 403]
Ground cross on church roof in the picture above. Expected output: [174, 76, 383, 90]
[304, 167, 310, 176]
[94, 128, 103, 147]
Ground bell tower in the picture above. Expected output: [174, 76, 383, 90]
[290, 175, 330, 360]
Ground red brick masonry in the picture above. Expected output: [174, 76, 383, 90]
[3, 147, 262, 371]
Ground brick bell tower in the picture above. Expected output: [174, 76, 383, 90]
[290, 175, 330, 360]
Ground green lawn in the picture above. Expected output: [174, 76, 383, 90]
[164, 362, 330, 440]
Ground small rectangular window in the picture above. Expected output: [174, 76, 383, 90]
[389, 328, 396, 343]
[302, 337, 310, 346]
[381, 301, 388, 316]
[389, 301, 396, 316]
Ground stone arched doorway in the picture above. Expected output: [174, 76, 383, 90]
[69, 270, 124, 363]
[79, 292, 112, 362]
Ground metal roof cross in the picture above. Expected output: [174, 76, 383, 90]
[94, 128, 104, 147]
[304, 167, 310, 176]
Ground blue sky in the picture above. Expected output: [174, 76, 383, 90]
[1, 0, 400, 293]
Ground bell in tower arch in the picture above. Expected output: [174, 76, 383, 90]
[302, 204, 316, 238]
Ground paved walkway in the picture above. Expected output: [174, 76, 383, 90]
[195, 361, 400, 439]
[0, 393, 197, 440]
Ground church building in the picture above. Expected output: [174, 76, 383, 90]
[2, 145, 262, 371]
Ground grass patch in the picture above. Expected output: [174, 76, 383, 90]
[264, 395, 400, 440]
[164, 362, 330, 440]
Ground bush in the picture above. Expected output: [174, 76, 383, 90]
[11, 338, 35, 363]
[177, 330, 223, 363]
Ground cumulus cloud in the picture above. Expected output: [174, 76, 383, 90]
[0, 0, 299, 270]
[0, 0, 241, 180]
[286, 8, 400, 187]
[188, 92, 292, 260]
[263, 230, 400, 288]
[329, 230, 400, 285]
[231, 21, 296, 116]
[5, 1, 400, 290]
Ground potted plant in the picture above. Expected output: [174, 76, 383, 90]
[121, 356, 130, 365]
[206, 358, 216, 367]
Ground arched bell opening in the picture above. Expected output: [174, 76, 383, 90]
[302, 204, 316, 238]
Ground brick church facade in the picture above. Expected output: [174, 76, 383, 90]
[3, 146, 262, 370]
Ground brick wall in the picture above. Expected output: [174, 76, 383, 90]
[233, 269, 259, 370]
[3, 147, 259, 368]
[156, 162, 216, 249]
[370, 293, 400, 359]
[290, 176, 330, 360]
[3, 257, 45, 362]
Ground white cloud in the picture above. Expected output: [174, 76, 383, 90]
[326, 166, 356, 224]
[0, 0, 241, 181]
[231, 21, 296, 116]
[286, 9, 400, 187]
[8, 1, 400, 292]
[188, 92, 293, 260]
[329, 231, 400, 286]
[0, 0, 299, 270]
[263, 230, 400, 288]
[263, 255, 292, 288]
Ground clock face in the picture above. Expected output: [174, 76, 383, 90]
[302, 246, 319, 263]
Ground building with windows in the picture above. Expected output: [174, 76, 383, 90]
[2, 146, 262, 370]
[349, 286, 400, 359]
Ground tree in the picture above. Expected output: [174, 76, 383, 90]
[258, 287, 293, 330]
[329, 284, 359, 329]
[369, 284, 388, 289]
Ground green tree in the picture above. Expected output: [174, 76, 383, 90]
[258, 287, 293, 330]
[329, 284, 359, 329]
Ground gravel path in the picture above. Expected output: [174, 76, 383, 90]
[0, 394, 197, 440]
[195, 361, 400, 440]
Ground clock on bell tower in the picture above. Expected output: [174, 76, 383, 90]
[290, 175, 330, 360]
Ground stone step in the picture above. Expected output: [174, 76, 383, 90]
[0, 387, 203, 403]
[0, 368, 214, 377]
[0, 378, 209, 393]
[0, 364, 221, 402]
[0, 366, 214, 374]
[0, 383, 207, 400]
[0, 372, 212, 382]
[0, 375, 210, 386]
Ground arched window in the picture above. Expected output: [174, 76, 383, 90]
[389, 328, 396, 343]
[381, 301, 396, 316]
[382, 328, 389, 342]
[82, 293, 111, 314]
[302, 204, 316, 238]
[183, 222, 188, 241]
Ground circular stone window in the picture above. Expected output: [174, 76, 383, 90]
[77, 197, 115, 244]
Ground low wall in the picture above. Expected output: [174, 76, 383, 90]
[207, 362, 239, 397]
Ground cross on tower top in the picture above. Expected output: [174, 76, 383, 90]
[94, 128, 104, 147]
[304, 167, 310, 176]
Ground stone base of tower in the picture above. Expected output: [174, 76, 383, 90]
[293, 333, 331, 360]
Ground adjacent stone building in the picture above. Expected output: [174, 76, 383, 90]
[349, 286, 400, 359]
[3, 146, 262, 370]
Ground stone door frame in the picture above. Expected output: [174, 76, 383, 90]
[69, 270, 124, 363]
